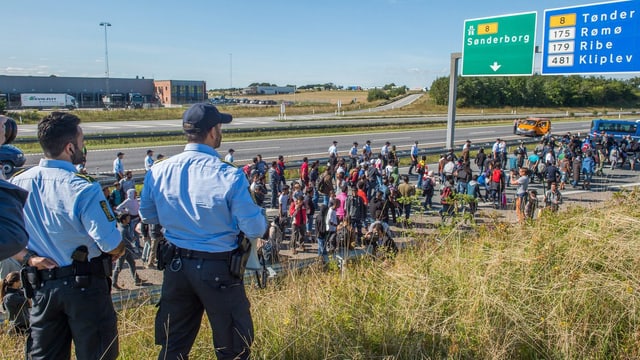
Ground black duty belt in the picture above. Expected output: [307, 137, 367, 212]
[37, 260, 108, 281]
[175, 247, 232, 261]
[37, 265, 75, 281]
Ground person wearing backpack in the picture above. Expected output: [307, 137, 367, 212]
[466, 174, 480, 215]
[345, 186, 366, 247]
[422, 171, 436, 211]
[438, 179, 455, 218]
[315, 203, 329, 260]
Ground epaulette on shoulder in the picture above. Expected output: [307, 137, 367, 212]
[221, 160, 238, 168]
[74, 173, 96, 183]
[10, 168, 27, 179]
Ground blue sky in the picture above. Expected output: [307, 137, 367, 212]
[2, 0, 615, 90]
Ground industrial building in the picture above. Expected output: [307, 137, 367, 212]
[242, 85, 295, 95]
[0, 75, 206, 108]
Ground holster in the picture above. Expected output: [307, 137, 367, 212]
[90, 253, 113, 278]
[20, 266, 39, 299]
[229, 234, 251, 279]
[156, 239, 176, 271]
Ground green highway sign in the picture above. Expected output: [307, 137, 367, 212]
[462, 12, 537, 76]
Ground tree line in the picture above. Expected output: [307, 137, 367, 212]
[429, 75, 640, 108]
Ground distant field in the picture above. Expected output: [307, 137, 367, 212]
[219, 90, 372, 105]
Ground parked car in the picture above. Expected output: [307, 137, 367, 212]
[0, 144, 26, 175]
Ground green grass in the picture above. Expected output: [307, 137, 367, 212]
[2, 189, 639, 359]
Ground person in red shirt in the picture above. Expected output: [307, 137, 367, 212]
[300, 157, 309, 189]
[356, 181, 368, 206]
[288, 194, 307, 254]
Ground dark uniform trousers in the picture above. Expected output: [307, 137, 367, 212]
[27, 276, 118, 360]
[156, 256, 253, 360]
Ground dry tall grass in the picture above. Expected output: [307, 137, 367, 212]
[1, 190, 639, 359]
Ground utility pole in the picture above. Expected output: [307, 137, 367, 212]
[99, 22, 112, 109]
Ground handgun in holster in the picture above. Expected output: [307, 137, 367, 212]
[156, 239, 176, 271]
[90, 252, 113, 278]
[71, 245, 91, 288]
[20, 266, 39, 299]
[229, 233, 251, 279]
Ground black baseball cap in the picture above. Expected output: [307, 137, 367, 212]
[183, 103, 232, 134]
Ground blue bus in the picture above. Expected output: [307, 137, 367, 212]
[589, 119, 640, 141]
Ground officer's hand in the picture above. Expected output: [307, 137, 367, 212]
[108, 241, 126, 261]
[31, 256, 58, 270]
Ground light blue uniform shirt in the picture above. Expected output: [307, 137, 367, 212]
[113, 157, 124, 175]
[411, 144, 419, 156]
[144, 155, 154, 172]
[139, 143, 267, 252]
[10, 159, 121, 266]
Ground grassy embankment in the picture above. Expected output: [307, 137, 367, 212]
[2, 189, 639, 359]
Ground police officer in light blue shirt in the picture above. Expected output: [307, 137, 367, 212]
[113, 151, 125, 180]
[10, 112, 124, 360]
[140, 103, 267, 360]
[144, 149, 154, 172]
[408, 140, 419, 175]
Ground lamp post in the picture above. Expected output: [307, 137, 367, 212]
[99, 22, 111, 108]
[229, 53, 233, 96]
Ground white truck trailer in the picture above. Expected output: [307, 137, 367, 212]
[20, 93, 78, 110]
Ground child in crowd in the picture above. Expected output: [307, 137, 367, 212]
[112, 213, 147, 290]
[1, 271, 30, 335]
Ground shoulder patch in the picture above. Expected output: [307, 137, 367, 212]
[221, 160, 238, 168]
[100, 200, 116, 222]
[10, 168, 27, 179]
[75, 173, 96, 182]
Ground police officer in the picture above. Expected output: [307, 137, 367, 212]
[10, 112, 124, 360]
[0, 115, 29, 260]
[140, 103, 267, 360]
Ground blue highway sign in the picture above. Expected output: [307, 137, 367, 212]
[541, 0, 640, 75]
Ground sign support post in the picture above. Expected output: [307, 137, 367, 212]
[446, 52, 461, 151]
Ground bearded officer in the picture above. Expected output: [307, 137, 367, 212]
[11, 112, 124, 359]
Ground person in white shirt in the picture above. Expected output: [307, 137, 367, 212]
[224, 148, 235, 163]
[380, 141, 390, 167]
[328, 141, 338, 158]
[144, 149, 154, 172]
[326, 199, 338, 255]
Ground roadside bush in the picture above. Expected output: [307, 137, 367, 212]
[367, 88, 389, 102]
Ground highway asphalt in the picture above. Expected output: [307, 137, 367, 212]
[22, 120, 592, 175]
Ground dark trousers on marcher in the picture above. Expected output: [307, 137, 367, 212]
[156, 257, 253, 360]
[112, 249, 139, 284]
